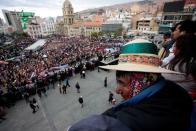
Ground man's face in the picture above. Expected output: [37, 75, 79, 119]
[172, 25, 183, 39]
[116, 75, 132, 100]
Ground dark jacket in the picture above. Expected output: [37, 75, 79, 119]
[68, 80, 192, 131]
[75, 83, 80, 89]
[103, 80, 193, 131]
[78, 97, 83, 104]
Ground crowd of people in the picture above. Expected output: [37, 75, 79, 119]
[1, 19, 196, 130]
[0, 35, 123, 121]
[0, 37, 35, 60]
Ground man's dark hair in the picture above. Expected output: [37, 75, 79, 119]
[116, 70, 132, 78]
[164, 32, 171, 38]
[173, 20, 196, 34]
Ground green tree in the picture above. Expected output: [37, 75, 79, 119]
[98, 31, 103, 37]
[91, 32, 99, 38]
[11, 31, 29, 39]
[123, 34, 127, 39]
[116, 27, 123, 36]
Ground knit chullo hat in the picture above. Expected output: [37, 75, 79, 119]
[100, 39, 181, 74]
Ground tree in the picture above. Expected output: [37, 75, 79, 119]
[98, 32, 103, 37]
[91, 32, 99, 38]
[11, 31, 29, 38]
[123, 34, 127, 39]
[116, 27, 123, 36]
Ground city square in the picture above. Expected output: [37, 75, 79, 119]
[0, 69, 122, 131]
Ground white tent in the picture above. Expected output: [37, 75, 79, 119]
[25, 39, 46, 51]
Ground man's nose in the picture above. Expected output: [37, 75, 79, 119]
[116, 86, 121, 94]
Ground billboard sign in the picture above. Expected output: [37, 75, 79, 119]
[18, 11, 35, 29]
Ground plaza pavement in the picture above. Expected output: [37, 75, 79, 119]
[0, 69, 123, 131]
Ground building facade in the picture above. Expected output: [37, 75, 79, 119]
[62, 0, 102, 37]
[2, 9, 23, 32]
[0, 18, 4, 33]
[184, 0, 196, 12]
[40, 17, 55, 36]
[63, 0, 74, 35]
[159, 0, 194, 33]
[136, 16, 160, 34]
[105, 9, 131, 33]
[26, 23, 42, 39]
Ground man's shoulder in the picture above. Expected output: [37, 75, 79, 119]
[68, 115, 131, 131]
[161, 80, 191, 96]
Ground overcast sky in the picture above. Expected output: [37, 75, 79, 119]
[0, 0, 139, 20]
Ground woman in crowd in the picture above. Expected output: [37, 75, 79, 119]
[162, 35, 196, 99]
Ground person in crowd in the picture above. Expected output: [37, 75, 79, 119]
[162, 20, 196, 59]
[160, 32, 171, 49]
[29, 100, 36, 114]
[158, 32, 171, 59]
[32, 98, 39, 110]
[23, 92, 29, 103]
[52, 78, 55, 89]
[75, 82, 80, 93]
[80, 71, 83, 78]
[104, 77, 107, 87]
[108, 91, 113, 104]
[0, 105, 6, 121]
[65, 78, 71, 88]
[161, 42, 176, 67]
[78, 96, 83, 108]
[98, 67, 100, 72]
[62, 84, 67, 94]
[42, 87, 47, 97]
[111, 98, 116, 105]
[161, 20, 196, 67]
[162, 35, 196, 100]
[57, 73, 62, 85]
[68, 39, 193, 131]
[82, 70, 86, 79]
[58, 83, 62, 94]
[37, 87, 42, 98]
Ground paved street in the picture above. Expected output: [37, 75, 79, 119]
[0, 69, 122, 131]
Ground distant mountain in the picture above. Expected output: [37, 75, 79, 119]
[78, 0, 177, 15]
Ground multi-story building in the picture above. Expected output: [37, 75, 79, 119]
[56, 16, 63, 23]
[26, 23, 42, 39]
[0, 18, 4, 33]
[67, 20, 102, 37]
[55, 21, 64, 35]
[40, 17, 55, 37]
[2, 9, 23, 32]
[0, 18, 3, 27]
[105, 9, 131, 32]
[63, 0, 74, 35]
[159, 0, 194, 33]
[136, 16, 159, 34]
[102, 21, 123, 36]
[82, 21, 102, 36]
[184, 0, 196, 12]
[62, 0, 102, 37]
[55, 16, 64, 35]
